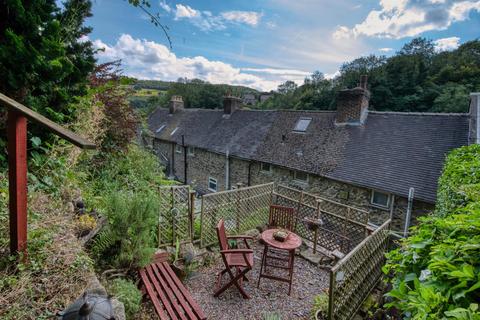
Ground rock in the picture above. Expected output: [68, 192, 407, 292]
[111, 297, 126, 320]
[300, 249, 323, 265]
[244, 228, 260, 238]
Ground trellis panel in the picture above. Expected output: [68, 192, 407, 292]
[328, 220, 391, 320]
[158, 185, 192, 247]
[200, 183, 273, 247]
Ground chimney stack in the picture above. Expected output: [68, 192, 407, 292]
[169, 95, 184, 114]
[335, 75, 370, 126]
[223, 95, 242, 115]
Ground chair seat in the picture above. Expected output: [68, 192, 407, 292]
[225, 252, 254, 267]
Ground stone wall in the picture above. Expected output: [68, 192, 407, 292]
[151, 139, 434, 232]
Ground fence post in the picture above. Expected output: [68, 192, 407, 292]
[328, 269, 335, 320]
[171, 187, 176, 246]
[189, 190, 196, 241]
[235, 187, 241, 233]
[295, 191, 304, 231]
[200, 195, 205, 247]
[313, 200, 321, 254]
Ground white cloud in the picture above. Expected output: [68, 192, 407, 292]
[221, 11, 263, 26]
[333, 0, 480, 39]
[93, 34, 306, 91]
[379, 47, 393, 52]
[174, 4, 199, 19]
[159, 0, 172, 13]
[434, 36, 460, 51]
[170, 4, 262, 31]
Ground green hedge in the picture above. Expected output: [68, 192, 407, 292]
[384, 144, 480, 319]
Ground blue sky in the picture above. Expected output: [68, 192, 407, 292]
[87, 0, 480, 91]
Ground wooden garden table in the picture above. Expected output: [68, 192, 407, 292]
[257, 229, 302, 295]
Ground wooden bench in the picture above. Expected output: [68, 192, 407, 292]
[139, 260, 206, 320]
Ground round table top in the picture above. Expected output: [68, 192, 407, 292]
[261, 229, 302, 250]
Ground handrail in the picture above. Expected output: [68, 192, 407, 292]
[0, 93, 96, 149]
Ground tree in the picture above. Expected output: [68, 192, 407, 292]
[278, 81, 298, 94]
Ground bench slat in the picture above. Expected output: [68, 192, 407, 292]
[139, 269, 169, 320]
[146, 265, 180, 320]
[162, 262, 207, 320]
[151, 263, 190, 320]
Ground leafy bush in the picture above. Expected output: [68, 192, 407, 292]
[436, 144, 480, 216]
[311, 293, 329, 319]
[92, 192, 158, 270]
[384, 145, 480, 319]
[108, 278, 142, 319]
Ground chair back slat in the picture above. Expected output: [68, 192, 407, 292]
[216, 219, 229, 250]
[269, 205, 295, 231]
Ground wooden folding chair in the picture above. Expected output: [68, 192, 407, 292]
[268, 205, 295, 231]
[214, 219, 254, 299]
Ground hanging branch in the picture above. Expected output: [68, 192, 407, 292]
[127, 0, 172, 49]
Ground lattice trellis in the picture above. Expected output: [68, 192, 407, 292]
[158, 185, 193, 247]
[328, 220, 391, 320]
[200, 183, 273, 247]
[317, 196, 369, 225]
[273, 185, 369, 253]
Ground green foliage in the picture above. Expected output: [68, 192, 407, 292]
[384, 145, 480, 319]
[311, 293, 329, 319]
[436, 145, 480, 216]
[92, 192, 158, 270]
[108, 278, 142, 318]
[0, 0, 96, 163]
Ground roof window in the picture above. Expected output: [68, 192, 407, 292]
[293, 117, 312, 132]
[156, 125, 166, 133]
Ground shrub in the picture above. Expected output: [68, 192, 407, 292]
[108, 278, 142, 319]
[92, 192, 158, 270]
[384, 144, 480, 319]
[436, 144, 480, 216]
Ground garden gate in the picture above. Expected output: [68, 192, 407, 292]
[158, 185, 195, 248]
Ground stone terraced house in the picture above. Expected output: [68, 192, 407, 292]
[144, 77, 479, 232]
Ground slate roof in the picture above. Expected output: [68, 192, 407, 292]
[148, 108, 469, 203]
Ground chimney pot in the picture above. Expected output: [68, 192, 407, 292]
[169, 95, 184, 114]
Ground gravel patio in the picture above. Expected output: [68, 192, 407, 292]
[184, 241, 329, 320]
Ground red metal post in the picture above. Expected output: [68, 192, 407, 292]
[7, 110, 28, 256]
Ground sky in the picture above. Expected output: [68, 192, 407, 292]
[86, 0, 480, 91]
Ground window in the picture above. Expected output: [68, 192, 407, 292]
[170, 127, 179, 136]
[371, 190, 391, 208]
[156, 124, 166, 133]
[294, 170, 308, 183]
[175, 144, 182, 153]
[208, 177, 218, 192]
[293, 117, 312, 132]
[261, 162, 272, 173]
[187, 146, 195, 156]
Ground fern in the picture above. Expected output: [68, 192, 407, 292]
[91, 192, 158, 270]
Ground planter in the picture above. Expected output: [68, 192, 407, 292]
[304, 217, 323, 231]
[170, 260, 187, 281]
[315, 310, 326, 320]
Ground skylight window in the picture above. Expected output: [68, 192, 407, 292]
[170, 127, 179, 136]
[293, 117, 312, 132]
[156, 125, 166, 133]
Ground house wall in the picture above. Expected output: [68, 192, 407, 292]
[151, 139, 433, 232]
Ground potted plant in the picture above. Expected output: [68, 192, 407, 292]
[311, 291, 329, 320]
[171, 238, 187, 280]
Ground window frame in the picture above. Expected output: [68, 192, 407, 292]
[293, 117, 312, 133]
[293, 170, 309, 184]
[187, 146, 195, 156]
[175, 144, 182, 154]
[208, 177, 218, 192]
[260, 162, 272, 173]
[370, 190, 391, 209]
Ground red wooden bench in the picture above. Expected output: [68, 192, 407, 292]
[139, 259, 206, 320]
